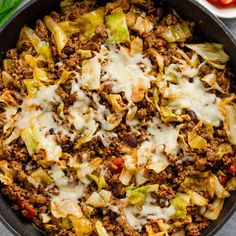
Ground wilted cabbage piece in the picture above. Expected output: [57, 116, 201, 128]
[105, 94, 129, 113]
[60, 0, 74, 14]
[44, 16, 68, 54]
[0, 160, 14, 185]
[81, 56, 101, 90]
[187, 131, 207, 150]
[182, 173, 215, 198]
[147, 48, 164, 73]
[70, 217, 93, 236]
[77, 7, 105, 40]
[58, 21, 81, 37]
[201, 73, 225, 93]
[21, 126, 40, 156]
[86, 192, 106, 208]
[223, 105, 236, 145]
[119, 167, 133, 186]
[95, 220, 109, 236]
[185, 189, 208, 207]
[105, 8, 130, 43]
[160, 106, 190, 123]
[23, 79, 45, 97]
[226, 177, 236, 191]
[130, 37, 143, 55]
[57, 71, 72, 85]
[204, 197, 224, 220]
[27, 167, 53, 188]
[1, 71, 15, 88]
[133, 16, 154, 35]
[39, 213, 51, 224]
[51, 199, 83, 218]
[217, 143, 233, 159]
[171, 193, 190, 219]
[160, 22, 191, 43]
[219, 96, 236, 145]
[88, 174, 106, 191]
[213, 174, 230, 198]
[33, 68, 49, 83]
[131, 78, 147, 103]
[23, 26, 52, 60]
[126, 184, 159, 206]
[185, 43, 230, 64]
[2, 59, 13, 72]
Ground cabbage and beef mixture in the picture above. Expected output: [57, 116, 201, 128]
[0, 0, 236, 235]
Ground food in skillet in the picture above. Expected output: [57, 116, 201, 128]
[0, 0, 235, 235]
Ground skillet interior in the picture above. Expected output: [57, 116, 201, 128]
[0, 0, 236, 235]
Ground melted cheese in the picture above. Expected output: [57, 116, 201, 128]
[147, 118, 179, 154]
[166, 78, 224, 126]
[102, 46, 154, 102]
[124, 195, 175, 229]
[50, 165, 85, 202]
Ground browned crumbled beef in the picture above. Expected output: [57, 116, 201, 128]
[67, 3, 89, 21]
[0, 1, 235, 236]
[35, 19, 49, 40]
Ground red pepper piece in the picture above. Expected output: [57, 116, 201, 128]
[219, 176, 228, 186]
[109, 158, 124, 174]
[19, 199, 36, 219]
[229, 163, 236, 173]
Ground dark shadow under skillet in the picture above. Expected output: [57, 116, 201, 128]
[0, 0, 236, 235]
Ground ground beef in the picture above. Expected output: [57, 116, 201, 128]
[0, 1, 235, 236]
[35, 19, 49, 40]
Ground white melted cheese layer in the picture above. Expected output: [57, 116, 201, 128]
[102, 46, 155, 102]
[166, 78, 224, 126]
[124, 195, 175, 230]
[50, 165, 85, 203]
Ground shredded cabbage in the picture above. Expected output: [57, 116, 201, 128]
[95, 220, 109, 236]
[23, 26, 52, 60]
[171, 193, 190, 219]
[126, 184, 159, 206]
[160, 22, 191, 43]
[188, 131, 207, 150]
[81, 56, 101, 90]
[105, 8, 130, 43]
[51, 199, 83, 218]
[0, 161, 14, 185]
[204, 197, 224, 220]
[213, 174, 230, 198]
[27, 167, 53, 188]
[70, 217, 93, 236]
[185, 189, 208, 207]
[44, 16, 68, 54]
[77, 7, 105, 40]
[185, 43, 230, 64]
[133, 16, 154, 35]
[226, 177, 236, 191]
[21, 126, 40, 156]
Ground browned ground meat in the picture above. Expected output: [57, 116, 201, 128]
[0, 1, 235, 236]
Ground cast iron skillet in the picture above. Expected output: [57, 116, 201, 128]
[0, 0, 236, 235]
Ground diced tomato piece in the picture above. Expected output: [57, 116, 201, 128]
[19, 199, 36, 219]
[229, 163, 236, 173]
[109, 158, 124, 174]
[220, 176, 228, 186]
